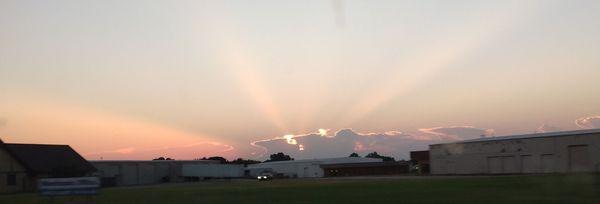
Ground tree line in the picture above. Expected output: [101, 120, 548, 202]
[349, 151, 396, 162]
[152, 151, 396, 163]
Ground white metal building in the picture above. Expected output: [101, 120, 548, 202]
[430, 129, 600, 174]
[181, 163, 244, 179]
[246, 157, 383, 178]
[91, 160, 220, 186]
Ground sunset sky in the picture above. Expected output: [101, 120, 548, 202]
[1, 0, 600, 160]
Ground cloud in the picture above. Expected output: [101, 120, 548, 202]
[535, 124, 563, 133]
[318, 128, 329, 137]
[111, 147, 136, 154]
[251, 127, 489, 161]
[283, 135, 298, 145]
[575, 116, 600, 129]
[418, 126, 495, 140]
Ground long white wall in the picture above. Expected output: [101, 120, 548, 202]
[91, 160, 218, 186]
[247, 157, 382, 178]
[181, 164, 244, 178]
[430, 132, 600, 174]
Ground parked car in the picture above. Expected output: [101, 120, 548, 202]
[257, 172, 273, 181]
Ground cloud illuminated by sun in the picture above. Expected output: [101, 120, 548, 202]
[318, 128, 329, 137]
[283, 134, 298, 145]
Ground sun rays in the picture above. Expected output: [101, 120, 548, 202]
[2, 0, 590, 162]
[207, 2, 545, 157]
[334, 2, 541, 127]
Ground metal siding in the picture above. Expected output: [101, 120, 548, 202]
[430, 132, 600, 174]
[503, 156, 518, 173]
[520, 155, 535, 173]
[246, 157, 381, 178]
[137, 163, 156, 184]
[121, 164, 138, 185]
[568, 145, 591, 172]
[540, 154, 554, 173]
[182, 164, 244, 178]
[487, 157, 502, 174]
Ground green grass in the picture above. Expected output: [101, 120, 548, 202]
[2, 174, 600, 204]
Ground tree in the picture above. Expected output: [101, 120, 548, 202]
[365, 151, 395, 162]
[265, 152, 294, 162]
[349, 152, 360, 157]
[230, 158, 261, 166]
[153, 157, 174, 161]
[201, 156, 228, 164]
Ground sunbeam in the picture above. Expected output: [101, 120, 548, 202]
[205, 7, 290, 133]
[335, 2, 542, 127]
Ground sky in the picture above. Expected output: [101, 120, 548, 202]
[1, 0, 600, 161]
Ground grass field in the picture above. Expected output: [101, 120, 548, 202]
[1, 174, 600, 204]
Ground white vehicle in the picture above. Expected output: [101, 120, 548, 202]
[257, 172, 273, 181]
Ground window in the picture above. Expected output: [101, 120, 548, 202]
[7, 174, 17, 186]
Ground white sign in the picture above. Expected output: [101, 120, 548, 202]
[38, 177, 100, 196]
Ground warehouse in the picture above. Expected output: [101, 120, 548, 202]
[430, 129, 600, 175]
[91, 160, 223, 186]
[181, 163, 244, 180]
[246, 157, 382, 178]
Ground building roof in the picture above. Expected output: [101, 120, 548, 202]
[0, 142, 96, 176]
[431, 128, 600, 146]
[90, 160, 220, 164]
[247, 157, 382, 168]
[320, 161, 408, 169]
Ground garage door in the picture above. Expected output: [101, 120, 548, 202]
[121, 164, 139, 185]
[541, 154, 554, 173]
[445, 161, 457, 174]
[568, 145, 590, 172]
[487, 157, 502, 174]
[487, 156, 517, 174]
[520, 155, 535, 173]
[502, 156, 517, 173]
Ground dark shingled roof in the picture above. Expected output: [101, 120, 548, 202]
[0, 142, 96, 176]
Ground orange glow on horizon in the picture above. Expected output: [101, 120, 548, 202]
[0, 94, 236, 160]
